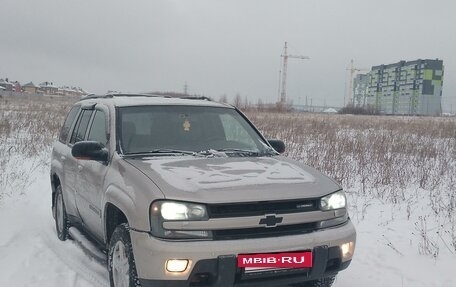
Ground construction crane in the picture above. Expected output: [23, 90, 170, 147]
[279, 42, 310, 105]
[345, 59, 368, 106]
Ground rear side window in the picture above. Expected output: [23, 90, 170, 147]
[59, 106, 80, 143]
[87, 110, 108, 146]
[70, 110, 93, 144]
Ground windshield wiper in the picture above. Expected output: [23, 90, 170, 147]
[216, 148, 258, 154]
[215, 148, 278, 157]
[124, 149, 199, 157]
[262, 147, 279, 156]
[211, 148, 264, 157]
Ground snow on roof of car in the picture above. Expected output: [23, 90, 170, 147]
[79, 94, 232, 108]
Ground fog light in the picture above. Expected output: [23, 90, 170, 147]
[340, 242, 355, 260]
[166, 259, 189, 272]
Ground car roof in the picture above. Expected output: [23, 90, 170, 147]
[77, 93, 233, 109]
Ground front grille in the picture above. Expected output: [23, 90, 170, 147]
[240, 267, 309, 281]
[213, 222, 318, 240]
[208, 199, 319, 218]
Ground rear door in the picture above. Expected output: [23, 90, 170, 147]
[53, 105, 81, 218]
[74, 105, 110, 240]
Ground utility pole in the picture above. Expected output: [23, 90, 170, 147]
[277, 69, 282, 102]
[184, 82, 188, 95]
[279, 42, 310, 105]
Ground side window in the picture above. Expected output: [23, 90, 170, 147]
[59, 106, 80, 143]
[70, 110, 93, 144]
[87, 110, 108, 146]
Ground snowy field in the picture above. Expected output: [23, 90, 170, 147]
[1, 97, 455, 286]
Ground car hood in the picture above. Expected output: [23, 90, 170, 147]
[124, 156, 341, 203]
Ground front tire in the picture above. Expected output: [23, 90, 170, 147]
[108, 223, 141, 287]
[55, 185, 69, 241]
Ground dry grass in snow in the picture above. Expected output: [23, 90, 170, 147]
[247, 111, 456, 257]
[1, 97, 456, 286]
[1, 96, 455, 258]
[0, 95, 75, 200]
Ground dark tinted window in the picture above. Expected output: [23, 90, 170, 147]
[70, 110, 93, 144]
[87, 110, 107, 146]
[118, 106, 267, 154]
[59, 106, 80, 143]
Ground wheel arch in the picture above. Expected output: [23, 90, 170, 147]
[50, 172, 61, 211]
[104, 202, 130, 245]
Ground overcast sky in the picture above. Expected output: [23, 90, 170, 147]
[1, 0, 455, 108]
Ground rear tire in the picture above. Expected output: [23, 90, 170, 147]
[291, 276, 336, 287]
[108, 223, 141, 287]
[55, 185, 69, 241]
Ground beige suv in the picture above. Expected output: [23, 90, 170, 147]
[50, 94, 356, 287]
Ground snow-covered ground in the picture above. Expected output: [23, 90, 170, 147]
[339, 191, 456, 287]
[1, 165, 455, 287]
[0, 169, 108, 287]
[1, 100, 455, 286]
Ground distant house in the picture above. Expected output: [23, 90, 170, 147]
[0, 78, 13, 91]
[39, 81, 58, 95]
[78, 87, 89, 95]
[11, 81, 22, 92]
[23, 82, 38, 94]
[57, 86, 89, 97]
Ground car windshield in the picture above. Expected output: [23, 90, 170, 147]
[118, 105, 271, 156]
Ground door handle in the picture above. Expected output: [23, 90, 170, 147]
[61, 156, 66, 161]
[78, 165, 83, 172]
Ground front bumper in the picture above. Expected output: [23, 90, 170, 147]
[130, 220, 356, 286]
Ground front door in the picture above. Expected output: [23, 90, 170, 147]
[68, 108, 94, 219]
[74, 108, 110, 241]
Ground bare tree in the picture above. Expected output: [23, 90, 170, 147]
[233, 93, 242, 108]
[219, 94, 228, 103]
[243, 96, 250, 110]
[257, 98, 264, 112]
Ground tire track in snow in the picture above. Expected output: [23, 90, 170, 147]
[40, 228, 109, 287]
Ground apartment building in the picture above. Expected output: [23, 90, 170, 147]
[355, 59, 444, 115]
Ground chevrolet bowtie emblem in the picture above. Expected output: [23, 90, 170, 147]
[259, 214, 283, 228]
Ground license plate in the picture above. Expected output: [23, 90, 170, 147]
[238, 251, 313, 269]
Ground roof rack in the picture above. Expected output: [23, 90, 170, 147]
[80, 93, 212, 101]
[81, 93, 153, 100]
[144, 92, 212, 101]
[178, 95, 212, 101]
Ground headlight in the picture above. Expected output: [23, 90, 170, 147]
[160, 201, 207, 220]
[150, 200, 211, 239]
[320, 190, 346, 210]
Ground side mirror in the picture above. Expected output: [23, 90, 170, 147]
[72, 141, 108, 162]
[268, 139, 285, 154]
